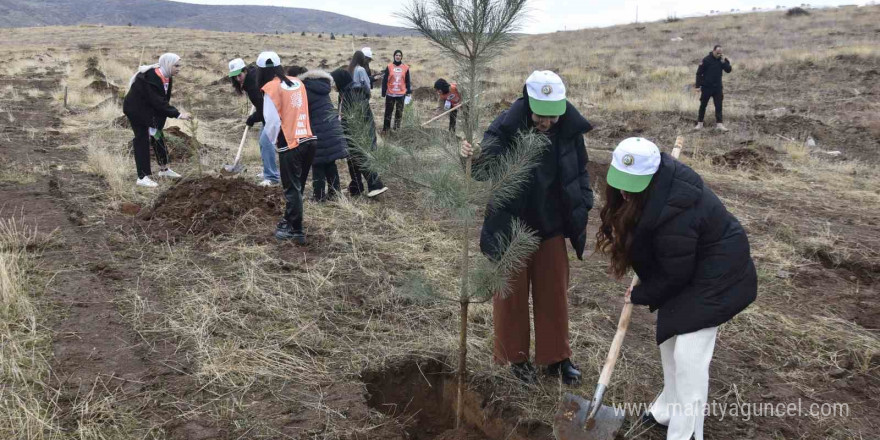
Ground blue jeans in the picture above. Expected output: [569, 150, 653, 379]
[259, 128, 280, 183]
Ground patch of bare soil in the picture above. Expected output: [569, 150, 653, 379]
[711, 146, 782, 171]
[363, 359, 552, 440]
[140, 176, 284, 239]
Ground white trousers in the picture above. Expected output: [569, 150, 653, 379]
[649, 326, 718, 440]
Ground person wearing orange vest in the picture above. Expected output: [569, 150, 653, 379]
[258, 51, 317, 244]
[434, 78, 464, 133]
[380, 50, 412, 133]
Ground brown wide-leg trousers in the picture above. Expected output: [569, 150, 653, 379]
[493, 235, 571, 366]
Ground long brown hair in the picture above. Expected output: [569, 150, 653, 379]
[347, 50, 368, 75]
[595, 182, 652, 279]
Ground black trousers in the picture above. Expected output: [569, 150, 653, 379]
[698, 88, 724, 123]
[312, 161, 341, 201]
[278, 141, 316, 233]
[448, 105, 469, 133]
[347, 153, 383, 196]
[383, 96, 405, 131]
[131, 124, 169, 179]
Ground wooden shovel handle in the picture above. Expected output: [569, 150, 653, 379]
[597, 275, 639, 386]
[596, 137, 684, 387]
[232, 106, 255, 165]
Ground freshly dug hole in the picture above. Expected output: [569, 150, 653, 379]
[362, 360, 552, 440]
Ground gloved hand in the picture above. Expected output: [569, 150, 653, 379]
[404, 96, 412, 105]
[444, 100, 452, 110]
[246, 113, 258, 127]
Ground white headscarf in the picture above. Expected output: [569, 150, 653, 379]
[128, 53, 181, 89]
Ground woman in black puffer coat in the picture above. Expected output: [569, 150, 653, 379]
[329, 68, 387, 198]
[596, 137, 757, 440]
[289, 67, 349, 201]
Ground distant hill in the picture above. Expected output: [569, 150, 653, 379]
[0, 0, 411, 36]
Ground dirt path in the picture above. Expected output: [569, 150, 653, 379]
[0, 63, 218, 438]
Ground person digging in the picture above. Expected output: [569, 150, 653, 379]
[381, 49, 412, 133]
[258, 52, 316, 244]
[460, 71, 593, 385]
[434, 78, 464, 133]
[228, 57, 280, 186]
[123, 53, 191, 188]
[596, 137, 757, 440]
[694, 45, 732, 132]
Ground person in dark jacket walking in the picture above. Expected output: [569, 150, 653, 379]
[381, 50, 412, 133]
[289, 67, 350, 202]
[228, 57, 280, 186]
[596, 137, 757, 440]
[460, 71, 593, 385]
[694, 45, 732, 131]
[123, 53, 191, 188]
[330, 68, 388, 198]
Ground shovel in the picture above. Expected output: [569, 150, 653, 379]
[553, 275, 638, 440]
[554, 136, 685, 440]
[221, 123, 250, 175]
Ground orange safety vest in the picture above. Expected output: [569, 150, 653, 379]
[441, 83, 461, 105]
[386, 63, 409, 96]
[261, 77, 314, 149]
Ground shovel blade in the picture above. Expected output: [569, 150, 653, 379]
[220, 163, 244, 175]
[553, 393, 625, 440]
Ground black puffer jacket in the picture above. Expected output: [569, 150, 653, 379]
[300, 70, 348, 165]
[242, 65, 265, 127]
[330, 68, 378, 152]
[123, 68, 179, 128]
[473, 89, 594, 260]
[695, 52, 732, 90]
[629, 153, 757, 344]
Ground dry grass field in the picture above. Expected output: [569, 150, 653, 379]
[1, 5, 879, 439]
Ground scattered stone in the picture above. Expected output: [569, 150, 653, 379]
[670, 36, 684, 42]
[805, 136, 817, 148]
[829, 368, 847, 379]
[769, 107, 789, 118]
[776, 270, 792, 279]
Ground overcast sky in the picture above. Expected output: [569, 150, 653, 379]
[171, 0, 871, 33]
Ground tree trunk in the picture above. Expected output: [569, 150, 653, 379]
[456, 156, 472, 430]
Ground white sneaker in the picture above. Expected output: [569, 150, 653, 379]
[157, 168, 182, 178]
[694, 122, 704, 130]
[136, 176, 159, 188]
[258, 179, 277, 187]
[367, 187, 388, 198]
[255, 172, 265, 179]
[716, 123, 729, 132]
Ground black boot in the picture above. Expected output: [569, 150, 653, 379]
[547, 358, 581, 385]
[637, 412, 667, 431]
[274, 221, 307, 245]
[511, 361, 538, 384]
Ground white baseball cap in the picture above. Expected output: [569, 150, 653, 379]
[525, 70, 567, 116]
[227, 58, 246, 77]
[607, 137, 661, 193]
[256, 51, 281, 68]
[361, 47, 373, 58]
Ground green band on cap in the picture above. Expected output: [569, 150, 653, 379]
[607, 165, 654, 193]
[228, 69, 243, 77]
[528, 97, 566, 116]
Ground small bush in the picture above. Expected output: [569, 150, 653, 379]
[787, 7, 810, 16]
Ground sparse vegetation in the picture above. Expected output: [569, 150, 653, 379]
[0, 4, 878, 440]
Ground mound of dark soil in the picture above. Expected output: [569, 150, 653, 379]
[88, 80, 119, 94]
[712, 147, 780, 170]
[413, 86, 436, 101]
[142, 176, 283, 237]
